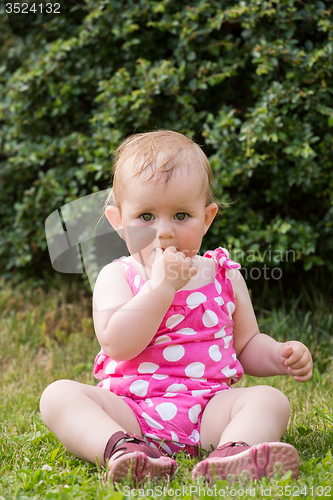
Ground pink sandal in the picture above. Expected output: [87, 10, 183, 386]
[192, 441, 300, 484]
[104, 431, 177, 483]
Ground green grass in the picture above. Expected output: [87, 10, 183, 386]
[1, 277, 333, 499]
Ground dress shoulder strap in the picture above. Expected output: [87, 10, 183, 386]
[204, 247, 241, 271]
[115, 257, 145, 294]
[204, 247, 241, 304]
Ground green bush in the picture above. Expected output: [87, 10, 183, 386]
[1, 0, 332, 295]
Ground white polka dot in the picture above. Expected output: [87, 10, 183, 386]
[130, 380, 149, 397]
[97, 353, 106, 364]
[232, 353, 237, 360]
[142, 412, 164, 430]
[105, 359, 117, 374]
[189, 429, 200, 443]
[154, 335, 172, 344]
[152, 374, 169, 380]
[166, 314, 184, 329]
[166, 383, 188, 393]
[101, 378, 111, 390]
[221, 365, 237, 378]
[145, 398, 153, 407]
[202, 309, 218, 327]
[189, 404, 202, 424]
[164, 392, 177, 397]
[223, 335, 232, 349]
[163, 344, 185, 362]
[215, 279, 222, 294]
[214, 296, 224, 306]
[160, 442, 173, 455]
[191, 389, 211, 397]
[155, 402, 177, 421]
[215, 326, 226, 338]
[176, 327, 197, 335]
[138, 362, 159, 374]
[170, 431, 179, 442]
[226, 302, 236, 318]
[186, 292, 207, 309]
[185, 362, 205, 378]
[123, 374, 135, 379]
[134, 274, 141, 288]
[145, 432, 160, 440]
[209, 345, 222, 362]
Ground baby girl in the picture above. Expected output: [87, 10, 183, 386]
[40, 130, 312, 485]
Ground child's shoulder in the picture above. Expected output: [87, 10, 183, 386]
[94, 259, 129, 296]
[96, 258, 127, 280]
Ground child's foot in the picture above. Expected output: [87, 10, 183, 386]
[104, 431, 177, 483]
[191, 441, 300, 485]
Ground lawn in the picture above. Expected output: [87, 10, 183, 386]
[1, 277, 333, 499]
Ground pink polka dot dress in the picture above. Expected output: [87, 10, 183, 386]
[94, 247, 243, 457]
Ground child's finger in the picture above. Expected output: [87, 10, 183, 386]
[153, 247, 164, 259]
[281, 342, 307, 366]
[189, 265, 198, 277]
[284, 351, 302, 366]
[286, 350, 313, 381]
[292, 367, 313, 382]
[286, 351, 309, 369]
[279, 343, 294, 361]
[289, 368, 312, 380]
[288, 357, 312, 373]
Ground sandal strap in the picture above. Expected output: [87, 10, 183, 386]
[104, 431, 165, 463]
[104, 431, 128, 463]
[207, 441, 250, 459]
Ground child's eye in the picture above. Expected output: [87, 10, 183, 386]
[140, 213, 154, 222]
[175, 213, 188, 221]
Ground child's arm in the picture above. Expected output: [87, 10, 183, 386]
[93, 247, 197, 361]
[229, 270, 313, 382]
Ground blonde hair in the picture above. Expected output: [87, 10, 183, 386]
[105, 130, 219, 210]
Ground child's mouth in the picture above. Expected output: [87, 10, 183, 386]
[155, 247, 179, 252]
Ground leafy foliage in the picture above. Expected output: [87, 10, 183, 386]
[1, 0, 332, 290]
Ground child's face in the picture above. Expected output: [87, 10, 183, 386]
[107, 166, 218, 269]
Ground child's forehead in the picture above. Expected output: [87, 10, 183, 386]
[122, 163, 207, 210]
[122, 149, 206, 182]
[112, 135, 213, 208]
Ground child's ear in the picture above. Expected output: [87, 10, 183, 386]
[105, 205, 124, 238]
[203, 203, 218, 234]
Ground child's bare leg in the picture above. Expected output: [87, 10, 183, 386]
[200, 385, 291, 449]
[193, 385, 299, 482]
[40, 379, 142, 465]
[40, 380, 177, 482]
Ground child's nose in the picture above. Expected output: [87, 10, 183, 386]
[156, 219, 174, 238]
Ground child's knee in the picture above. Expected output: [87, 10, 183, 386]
[260, 385, 291, 419]
[40, 379, 72, 423]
